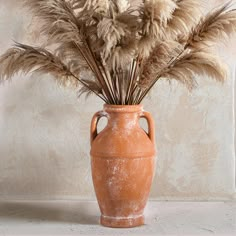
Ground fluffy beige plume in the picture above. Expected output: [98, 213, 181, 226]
[167, 0, 202, 39]
[79, 0, 109, 14]
[138, 36, 156, 58]
[66, 0, 82, 9]
[97, 11, 138, 62]
[97, 18, 128, 60]
[116, 0, 130, 13]
[187, 2, 236, 49]
[138, 0, 178, 58]
[0, 0, 235, 104]
[128, 0, 144, 15]
[129, 0, 143, 8]
[139, 40, 183, 88]
[0, 43, 79, 88]
[24, 0, 83, 46]
[55, 42, 89, 72]
[162, 51, 228, 90]
[142, 0, 177, 38]
[109, 43, 136, 70]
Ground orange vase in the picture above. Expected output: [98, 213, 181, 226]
[90, 104, 156, 228]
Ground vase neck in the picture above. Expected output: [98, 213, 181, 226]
[107, 113, 139, 129]
[104, 105, 143, 129]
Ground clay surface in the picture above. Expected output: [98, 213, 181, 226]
[90, 105, 156, 227]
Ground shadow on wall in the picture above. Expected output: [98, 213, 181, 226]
[0, 76, 97, 200]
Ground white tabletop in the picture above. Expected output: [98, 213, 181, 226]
[0, 201, 235, 235]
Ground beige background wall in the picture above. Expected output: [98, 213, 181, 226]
[0, 0, 235, 200]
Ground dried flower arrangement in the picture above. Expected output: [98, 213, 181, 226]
[0, 0, 236, 105]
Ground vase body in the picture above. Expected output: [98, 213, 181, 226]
[90, 104, 156, 228]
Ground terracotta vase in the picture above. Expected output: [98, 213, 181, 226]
[90, 104, 156, 228]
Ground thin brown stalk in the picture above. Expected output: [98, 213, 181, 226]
[118, 72, 122, 104]
[113, 73, 119, 103]
[127, 59, 139, 104]
[83, 39, 114, 103]
[127, 58, 141, 104]
[125, 59, 136, 104]
[71, 73, 108, 103]
[133, 87, 142, 105]
[100, 60, 117, 104]
[73, 41, 113, 102]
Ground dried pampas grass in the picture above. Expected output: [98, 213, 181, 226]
[167, 0, 202, 39]
[139, 40, 183, 89]
[187, 3, 236, 49]
[162, 51, 228, 89]
[0, 1, 236, 104]
[24, 0, 83, 45]
[0, 43, 79, 87]
[142, 0, 177, 39]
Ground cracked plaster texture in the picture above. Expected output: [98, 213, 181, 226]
[0, 0, 235, 200]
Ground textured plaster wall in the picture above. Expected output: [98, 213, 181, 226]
[0, 0, 235, 200]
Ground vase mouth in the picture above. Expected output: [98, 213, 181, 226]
[103, 104, 143, 113]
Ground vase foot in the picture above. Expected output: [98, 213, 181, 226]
[100, 214, 144, 228]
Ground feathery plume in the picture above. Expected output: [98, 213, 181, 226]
[0, 0, 235, 104]
[138, 35, 156, 59]
[109, 44, 136, 70]
[162, 51, 228, 89]
[79, 0, 109, 14]
[114, 0, 130, 13]
[0, 43, 79, 87]
[55, 42, 89, 72]
[167, 0, 202, 39]
[97, 17, 131, 60]
[23, 0, 84, 46]
[139, 40, 183, 89]
[142, 0, 177, 39]
[186, 2, 236, 49]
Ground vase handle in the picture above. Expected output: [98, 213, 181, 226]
[90, 111, 107, 146]
[140, 111, 155, 144]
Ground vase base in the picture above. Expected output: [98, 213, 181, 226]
[100, 214, 144, 228]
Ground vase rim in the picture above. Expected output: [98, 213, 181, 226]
[103, 104, 143, 113]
